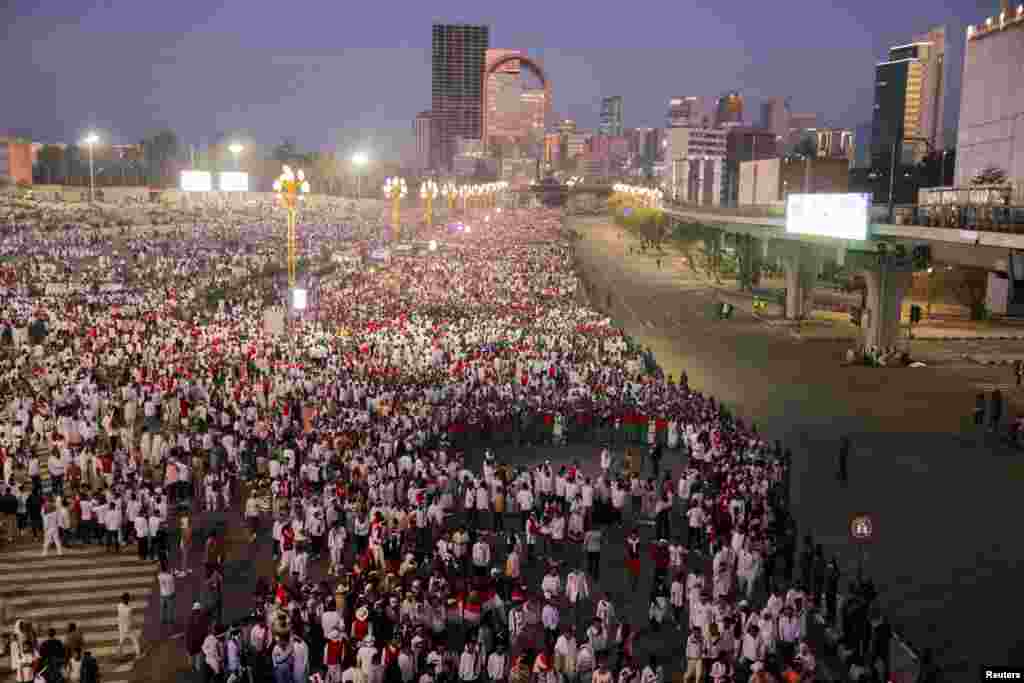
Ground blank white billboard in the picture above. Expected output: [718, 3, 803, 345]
[219, 172, 249, 192]
[180, 170, 212, 192]
[786, 193, 870, 241]
[292, 288, 307, 310]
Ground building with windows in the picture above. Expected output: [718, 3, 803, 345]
[722, 127, 779, 206]
[484, 48, 549, 160]
[413, 111, 441, 172]
[812, 128, 855, 162]
[715, 91, 744, 126]
[870, 26, 946, 171]
[599, 96, 624, 137]
[432, 24, 490, 171]
[667, 97, 707, 128]
[0, 137, 32, 185]
[665, 127, 727, 205]
[956, 4, 1024, 198]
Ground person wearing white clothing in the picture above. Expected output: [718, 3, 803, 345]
[116, 593, 142, 658]
[459, 642, 481, 682]
[202, 624, 223, 676]
[41, 504, 63, 556]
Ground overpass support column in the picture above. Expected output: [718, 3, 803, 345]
[738, 234, 763, 291]
[778, 243, 820, 319]
[861, 260, 912, 351]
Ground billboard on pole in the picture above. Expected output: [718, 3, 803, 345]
[785, 193, 870, 241]
[180, 170, 212, 192]
[218, 172, 249, 192]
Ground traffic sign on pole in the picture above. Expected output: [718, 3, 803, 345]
[851, 514, 874, 542]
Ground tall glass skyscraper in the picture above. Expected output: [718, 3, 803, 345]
[431, 24, 490, 170]
[599, 96, 624, 137]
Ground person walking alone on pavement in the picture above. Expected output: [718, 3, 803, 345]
[837, 437, 850, 485]
[42, 500, 63, 556]
[116, 593, 141, 660]
[990, 390, 1004, 432]
[974, 393, 986, 427]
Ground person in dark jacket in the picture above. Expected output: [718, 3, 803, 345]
[38, 628, 66, 673]
[186, 602, 210, 674]
[27, 490, 43, 540]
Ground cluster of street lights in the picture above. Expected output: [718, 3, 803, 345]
[613, 183, 664, 208]
[377, 179, 510, 241]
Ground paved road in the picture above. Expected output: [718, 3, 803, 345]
[572, 216, 1024, 677]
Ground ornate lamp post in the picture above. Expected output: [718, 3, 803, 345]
[272, 165, 311, 289]
[421, 179, 439, 229]
[383, 176, 407, 242]
[442, 182, 457, 212]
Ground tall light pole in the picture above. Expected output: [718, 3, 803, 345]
[421, 179, 438, 232]
[83, 132, 99, 202]
[351, 152, 368, 199]
[273, 165, 311, 290]
[228, 143, 244, 170]
[383, 176, 407, 242]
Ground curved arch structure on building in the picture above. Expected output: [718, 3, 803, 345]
[483, 52, 552, 157]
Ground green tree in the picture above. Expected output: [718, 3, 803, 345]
[791, 137, 817, 160]
[36, 145, 65, 184]
[273, 138, 300, 163]
[64, 145, 82, 185]
[971, 165, 1008, 186]
[142, 129, 179, 187]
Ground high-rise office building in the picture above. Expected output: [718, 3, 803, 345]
[667, 97, 706, 128]
[761, 97, 791, 140]
[870, 26, 946, 170]
[599, 96, 624, 137]
[715, 91, 744, 126]
[956, 4, 1024, 195]
[413, 111, 440, 172]
[432, 23, 490, 170]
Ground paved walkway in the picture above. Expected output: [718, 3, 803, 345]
[572, 216, 1024, 678]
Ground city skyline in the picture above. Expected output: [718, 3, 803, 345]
[1, 0, 990, 157]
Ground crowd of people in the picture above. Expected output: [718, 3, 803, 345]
[0, 195, 897, 683]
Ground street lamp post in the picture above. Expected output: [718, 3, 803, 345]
[229, 143, 244, 170]
[352, 152, 368, 199]
[83, 132, 100, 202]
[273, 165, 311, 290]
[383, 176, 407, 242]
[421, 179, 439, 232]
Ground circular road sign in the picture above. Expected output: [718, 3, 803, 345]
[851, 514, 874, 541]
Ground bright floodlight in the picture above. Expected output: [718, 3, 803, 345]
[83, 132, 100, 145]
[180, 170, 213, 192]
[228, 143, 244, 155]
[428, 240, 438, 252]
[352, 152, 368, 166]
[292, 288, 308, 310]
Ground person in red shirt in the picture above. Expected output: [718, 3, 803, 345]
[650, 539, 671, 588]
[625, 529, 642, 592]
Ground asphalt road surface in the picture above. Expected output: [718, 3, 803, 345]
[571, 216, 1024, 677]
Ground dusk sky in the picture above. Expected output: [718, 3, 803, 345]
[3, 0, 994, 161]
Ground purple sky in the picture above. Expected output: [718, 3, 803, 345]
[3, 0, 989, 161]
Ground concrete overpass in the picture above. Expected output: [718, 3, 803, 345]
[662, 203, 1024, 349]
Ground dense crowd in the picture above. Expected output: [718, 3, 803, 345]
[0, 198, 893, 683]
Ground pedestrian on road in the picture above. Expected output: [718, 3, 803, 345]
[41, 500, 63, 556]
[974, 393, 986, 427]
[837, 437, 850, 484]
[990, 390, 1004, 432]
[115, 593, 141, 660]
[157, 563, 176, 626]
